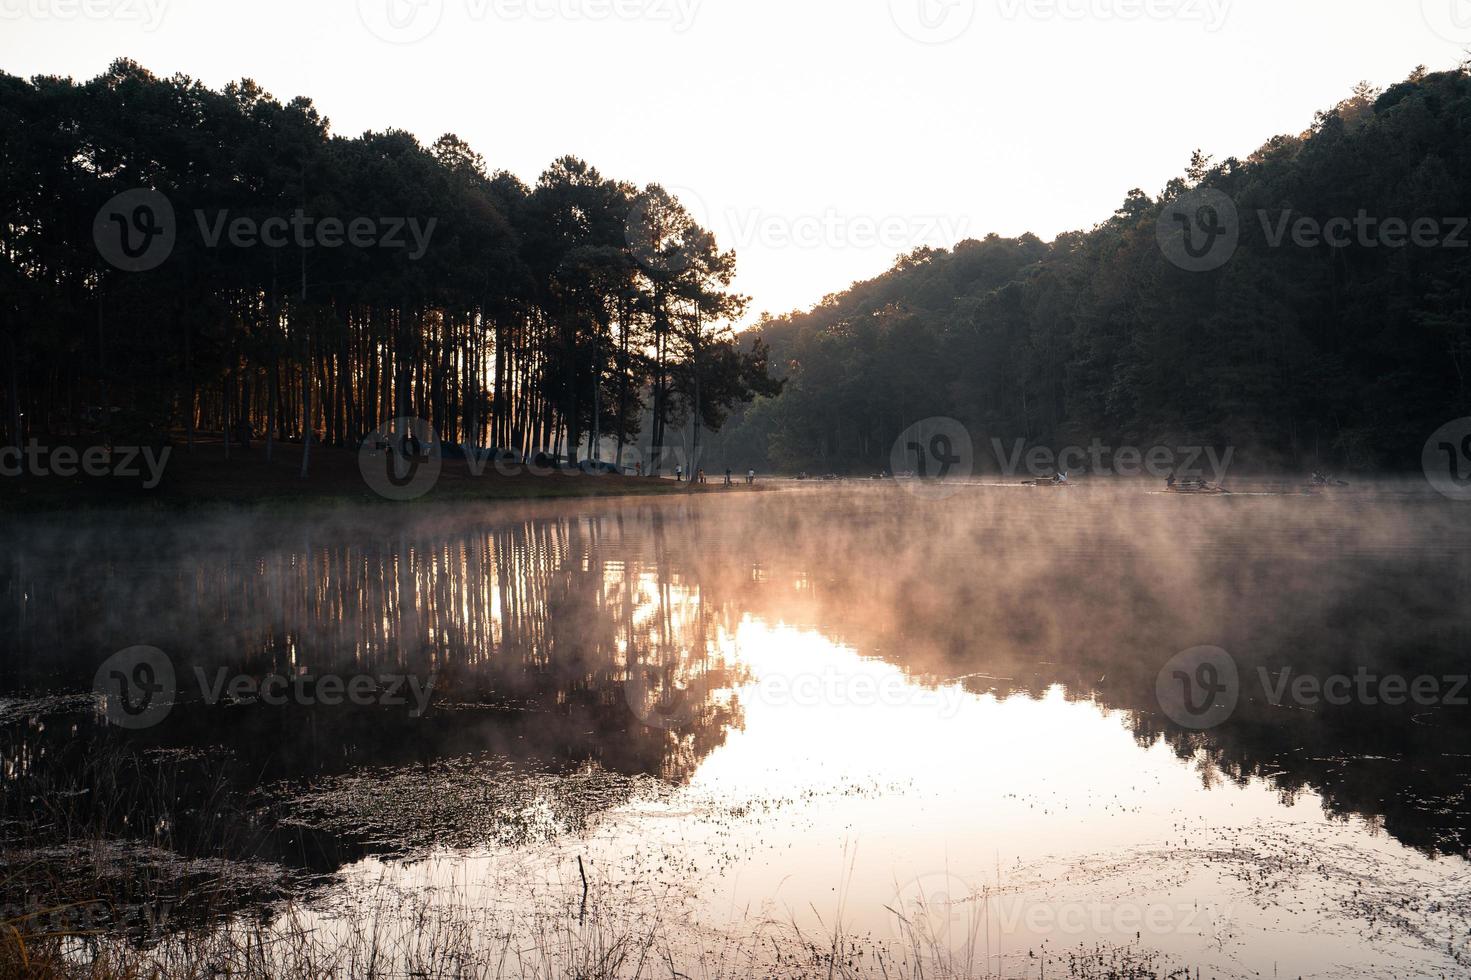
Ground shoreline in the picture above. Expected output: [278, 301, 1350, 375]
[0, 437, 769, 513]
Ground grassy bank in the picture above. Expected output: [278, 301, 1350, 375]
[0, 876, 1197, 980]
[0, 436, 760, 512]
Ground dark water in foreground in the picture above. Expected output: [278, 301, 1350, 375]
[3, 482, 1470, 977]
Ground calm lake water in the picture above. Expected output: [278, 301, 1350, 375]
[3, 482, 1470, 977]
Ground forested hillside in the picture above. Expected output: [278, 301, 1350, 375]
[1, 60, 777, 473]
[718, 66, 1471, 474]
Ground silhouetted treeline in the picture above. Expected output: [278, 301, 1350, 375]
[0, 59, 778, 472]
[720, 66, 1471, 473]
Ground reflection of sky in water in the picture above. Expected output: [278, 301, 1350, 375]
[339, 613, 1465, 978]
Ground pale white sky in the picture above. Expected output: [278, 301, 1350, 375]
[3, 0, 1467, 320]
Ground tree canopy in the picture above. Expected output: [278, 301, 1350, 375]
[0, 59, 778, 474]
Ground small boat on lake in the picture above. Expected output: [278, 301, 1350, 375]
[1302, 472, 1350, 493]
[1166, 475, 1230, 494]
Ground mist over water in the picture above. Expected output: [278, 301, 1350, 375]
[3, 481, 1469, 976]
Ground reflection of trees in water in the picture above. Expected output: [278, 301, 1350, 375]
[3, 507, 748, 775]
[0, 506, 749, 915]
[4, 488, 1469, 897]
[706, 491, 1471, 860]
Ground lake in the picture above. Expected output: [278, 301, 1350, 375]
[3, 481, 1469, 978]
